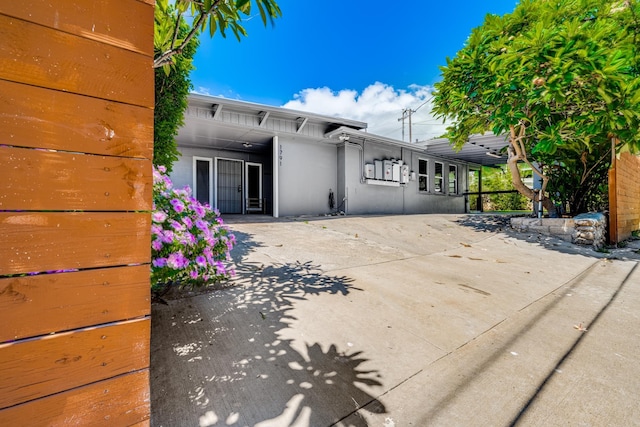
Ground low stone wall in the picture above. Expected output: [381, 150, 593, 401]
[511, 213, 607, 249]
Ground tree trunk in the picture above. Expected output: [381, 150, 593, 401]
[507, 146, 557, 217]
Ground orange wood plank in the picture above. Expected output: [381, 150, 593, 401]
[0, 80, 153, 158]
[0, 318, 150, 409]
[0, 15, 153, 107]
[0, 369, 150, 426]
[0, 212, 150, 275]
[0, 147, 152, 211]
[0, 266, 150, 343]
[0, 0, 153, 57]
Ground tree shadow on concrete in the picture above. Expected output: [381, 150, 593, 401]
[151, 231, 386, 427]
[455, 214, 516, 233]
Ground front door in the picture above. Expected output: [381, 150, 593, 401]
[216, 158, 243, 214]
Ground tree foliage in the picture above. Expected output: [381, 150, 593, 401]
[154, 11, 198, 172]
[152, 0, 282, 172]
[154, 0, 281, 71]
[433, 0, 640, 215]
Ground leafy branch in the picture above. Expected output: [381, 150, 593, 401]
[153, 0, 281, 70]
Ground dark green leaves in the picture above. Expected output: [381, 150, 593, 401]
[432, 0, 640, 213]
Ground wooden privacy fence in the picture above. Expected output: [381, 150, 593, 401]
[0, 1, 154, 425]
[609, 151, 640, 244]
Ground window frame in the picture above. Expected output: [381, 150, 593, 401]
[434, 161, 444, 193]
[448, 164, 458, 195]
[418, 158, 429, 193]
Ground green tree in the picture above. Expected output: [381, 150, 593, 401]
[154, 11, 198, 172]
[154, 0, 281, 70]
[433, 0, 640, 216]
[153, 0, 282, 171]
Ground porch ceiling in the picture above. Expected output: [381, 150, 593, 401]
[176, 114, 274, 154]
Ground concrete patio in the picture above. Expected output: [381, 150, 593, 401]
[150, 214, 640, 426]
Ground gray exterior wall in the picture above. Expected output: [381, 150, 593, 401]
[340, 141, 467, 215]
[276, 137, 337, 217]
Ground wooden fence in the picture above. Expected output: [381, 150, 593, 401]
[0, 1, 154, 425]
[609, 151, 640, 244]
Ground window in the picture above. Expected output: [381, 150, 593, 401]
[434, 162, 444, 193]
[418, 159, 428, 192]
[449, 165, 458, 194]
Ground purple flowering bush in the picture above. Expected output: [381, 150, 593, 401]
[151, 166, 236, 290]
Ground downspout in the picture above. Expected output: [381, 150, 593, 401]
[402, 147, 406, 214]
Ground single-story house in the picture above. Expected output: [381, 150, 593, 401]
[169, 94, 509, 217]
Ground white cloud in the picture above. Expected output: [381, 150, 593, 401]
[192, 86, 212, 96]
[282, 82, 448, 142]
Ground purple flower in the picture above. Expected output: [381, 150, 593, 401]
[203, 247, 213, 259]
[169, 219, 184, 231]
[152, 211, 167, 223]
[179, 232, 196, 246]
[170, 199, 185, 213]
[195, 219, 208, 231]
[152, 239, 163, 251]
[153, 258, 167, 267]
[161, 230, 175, 243]
[195, 256, 207, 266]
[183, 217, 193, 229]
[215, 261, 226, 275]
[189, 270, 199, 279]
[167, 252, 189, 269]
[191, 204, 206, 218]
[157, 165, 167, 173]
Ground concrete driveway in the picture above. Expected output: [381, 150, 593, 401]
[151, 214, 640, 427]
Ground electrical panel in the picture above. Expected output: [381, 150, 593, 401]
[400, 165, 409, 183]
[392, 163, 400, 182]
[364, 164, 375, 179]
[374, 160, 383, 180]
[383, 160, 392, 180]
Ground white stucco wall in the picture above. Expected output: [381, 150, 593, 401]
[276, 138, 337, 217]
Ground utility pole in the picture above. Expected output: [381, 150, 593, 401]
[398, 97, 433, 143]
[397, 108, 413, 142]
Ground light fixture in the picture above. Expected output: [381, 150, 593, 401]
[486, 151, 502, 158]
[338, 133, 350, 142]
[242, 142, 253, 148]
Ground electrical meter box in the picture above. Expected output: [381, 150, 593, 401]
[383, 160, 393, 181]
[364, 164, 375, 179]
[374, 160, 383, 180]
[392, 163, 401, 182]
[400, 165, 409, 183]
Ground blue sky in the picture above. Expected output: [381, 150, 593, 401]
[191, 1, 519, 141]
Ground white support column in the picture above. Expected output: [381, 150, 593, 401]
[273, 135, 279, 218]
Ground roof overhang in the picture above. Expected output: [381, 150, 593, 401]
[420, 133, 509, 166]
[325, 126, 426, 150]
[176, 94, 368, 153]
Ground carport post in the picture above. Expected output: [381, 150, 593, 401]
[477, 168, 483, 212]
[273, 135, 279, 218]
